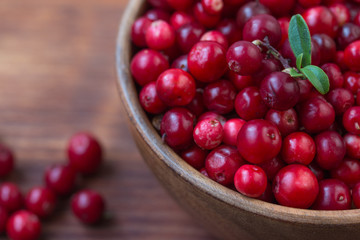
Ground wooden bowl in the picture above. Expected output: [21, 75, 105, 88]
[116, 1, 360, 239]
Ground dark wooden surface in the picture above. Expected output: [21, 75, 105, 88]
[0, 0, 215, 239]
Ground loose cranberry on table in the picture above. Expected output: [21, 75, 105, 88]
[0, 182, 23, 213]
[193, 118, 224, 150]
[44, 164, 77, 196]
[6, 210, 41, 240]
[234, 164, 267, 198]
[25, 187, 57, 219]
[0, 143, 14, 177]
[282, 132, 316, 165]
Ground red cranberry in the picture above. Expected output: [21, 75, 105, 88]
[198, 111, 226, 126]
[353, 182, 360, 209]
[234, 164, 267, 198]
[302, 6, 339, 38]
[216, 19, 242, 45]
[236, 1, 270, 28]
[156, 69, 196, 107]
[180, 144, 208, 170]
[203, 80, 236, 114]
[166, 0, 194, 11]
[258, 156, 286, 181]
[227, 71, 254, 91]
[200, 30, 228, 49]
[71, 190, 105, 224]
[200, 167, 209, 177]
[326, 88, 354, 115]
[0, 182, 23, 213]
[67, 132, 102, 175]
[0, 144, 14, 178]
[193, 119, 223, 150]
[282, 132, 316, 165]
[344, 40, 360, 71]
[25, 187, 57, 219]
[170, 11, 193, 31]
[260, 72, 300, 111]
[314, 130, 346, 170]
[226, 41, 263, 76]
[273, 164, 319, 209]
[297, 79, 314, 102]
[243, 14, 282, 48]
[145, 8, 171, 22]
[343, 106, 360, 134]
[344, 71, 360, 94]
[185, 89, 205, 117]
[176, 22, 206, 53]
[344, 133, 360, 159]
[146, 20, 175, 51]
[355, 11, 360, 26]
[139, 82, 167, 114]
[311, 34, 337, 64]
[147, 0, 171, 10]
[0, 205, 7, 234]
[223, 118, 245, 146]
[6, 210, 41, 240]
[329, 3, 351, 26]
[298, 96, 335, 134]
[259, 0, 295, 17]
[188, 41, 227, 83]
[131, 17, 152, 47]
[205, 145, 244, 186]
[298, 0, 321, 8]
[44, 164, 77, 196]
[278, 17, 290, 45]
[235, 87, 268, 121]
[331, 158, 360, 188]
[252, 57, 282, 86]
[193, 2, 221, 28]
[311, 179, 351, 210]
[160, 108, 195, 150]
[321, 63, 344, 90]
[171, 54, 189, 73]
[280, 38, 321, 67]
[201, 0, 224, 15]
[265, 108, 299, 137]
[256, 181, 275, 203]
[237, 119, 281, 164]
[335, 50, 349, 71]
[337, 23, 360, 49]
[130, 49, 169, 86]
[308, 161, 327, 181]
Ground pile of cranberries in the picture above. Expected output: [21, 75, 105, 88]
[0, 132, 105, 240]
[130, 0, 360, 210]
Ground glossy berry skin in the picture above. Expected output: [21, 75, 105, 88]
[25, 187, 57, 219]
[329, 3, 350, 26]
[278, 17, 290, 45]
[259, 0, 295, 17]
[260, 72, 300, 111]
[160, 108, 194, 150]
[321, 63, 344, 90]
[171, 54, 189, 73]
[343, 106, 360, 134]
[188, 41, 227, 83]
[180, 144, 208, 170]
[145, 20, 175, 51]
[216, 19, 242, 45]
[297, 79, 313, 103]
[176, 22, 206, 53]
[344, 40, 360, 71]
[166, 0, 194, 11]
[205, 145, 244, 186]
[353, 182, 360, 208]
[252, 58, 282, 86]
[200, 30, 228, 49]
[298, 97, 335, 134]
[0, 144, 14, 177]
[226, 41, 263, 76]
[156, 69, 196, 107]
[235, 87, 268, 121]
[282, 132, 316, 165]
[67, 132, 102, 175]
[302, 6, 339, 38]
[280, 39, 321, 67]
[344, 133, 360, 159]
[130, 49, 169, 86]
[315, 131, 346, 170]
[201, 0, 224, 15]
[273, 164, 319, 209]
[330, 158, 360, 188]
[242, 14, 282, 48]
[44, 165, 77, 196]
[193, 119, 223, 150]
[223, 119, 245, 146]
[193, 2, 221, 28]
[311, 179, 351, 210]
[170, 12, 193, 31]
[258, 156, 286, 182]
[139, 82, 167, 114]
[227, 71, 254, 91]
[344, 71, 360, 94]
[236, 1, 270, 28]
[0, 182, 23, 213]
[325, 88, 354, 115]
[198, 112, 226, 126]
[6, 210, 41, 240]
[203, 80, 236, 114]
[185, 89, 205, 117]
[265, 108, 299, 137]
[71, 190, 105, 224]
[312, 34, 337, 64]
[234, 165, 267, 198]
[336, 23, 360, 50]
[0, 205, 8, 234]
[237, 119, 282, 164]
[131, 17, 152, 47]
[308, 161, 327, 181]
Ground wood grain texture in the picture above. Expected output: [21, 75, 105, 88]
[0, 0, 215, 239]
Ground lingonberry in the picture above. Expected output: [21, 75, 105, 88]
[343, 106, 360, 134]
[145, 8, 171, 22]
[344, 40, 360, 71]
[203, 80, 236, 114]
[236, 1, 270, 28]
[166, 0, 194, 11]
[265, 108, 299, 137]
[297, 79, 314, 103]
[156, 68, 196, 107]
[145, 20, 175, 51]
[311, 34, 337, 64]
[139, 82, 167, 114]
[185, 89, 205, 117]
[308, 161, 327, 181]
[201, 0, 224, 15]
[226, 41, 263, 76]
[234, 164, 267, 198]
[223, 118, 245, 146]
[259, 0, 295, 17]
[330, 158, 360, 188]
[302, 6, 339, 38]
[6, 210, 41, 240]
[237, 119, 282, 164]
[160, 108, 195, 150]
[282, 132, 316, 165]
[278, 17, 290, 45]
[260, 72, 300, 111]
[216, 19, 242, 45]
[258, 156, 286, 182]
[180, 144, 208, 170]
[227, 71, 254, 91]
[337, 23, 360, 49]
[298, 0, 321, 8]
[25, 187, 57, 219]
[335, 50, 349, 71]
[0, 182, 23, 213]
[193, 2, 221, 28]
[71, 189, 105, 224]
[131, 17, 152, 47]
[130, 49, 169, 86]
[205, 145, 244, 186]
[200, 30, 228, 49]
[147, 0, 171, 10]
[273, 164, 319, 209]
[193, 119, 223, 150]
[242, 14, 282, 48]
[198, 111, 226, 126]
[176, 22, 206, 53]
[314, 130, 346, 170]
[298, 96, 335, 134]
[252, 57, 282, 86]
[344, 133, 360, 159]
[170, 11, 193, 31]
[0, 143, 14, 178]
[329, 3, 351, 26]
[234, 86, 268, 121]
[44, 164, 77, 196]
[326, 88, 354, 115]
[0, 205, 7, 234]
[188, 41, 227, 83]
[344, 71, 360, 94]
[256, 181, 275, 203]
[321, 63, 344, 90]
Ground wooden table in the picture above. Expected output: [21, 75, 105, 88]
[0, 0, 216, 239]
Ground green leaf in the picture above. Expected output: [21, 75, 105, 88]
[300, 65, 330, 94]
[296, 53, 303, 70]
[288, 68, 304, 78]
[288, 14, 312, 68]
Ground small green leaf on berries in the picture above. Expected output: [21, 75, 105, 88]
[296, 53, 304, 70]
[300, 65, 330, 94]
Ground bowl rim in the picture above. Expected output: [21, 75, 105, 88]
[116, 0, 360, 225]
